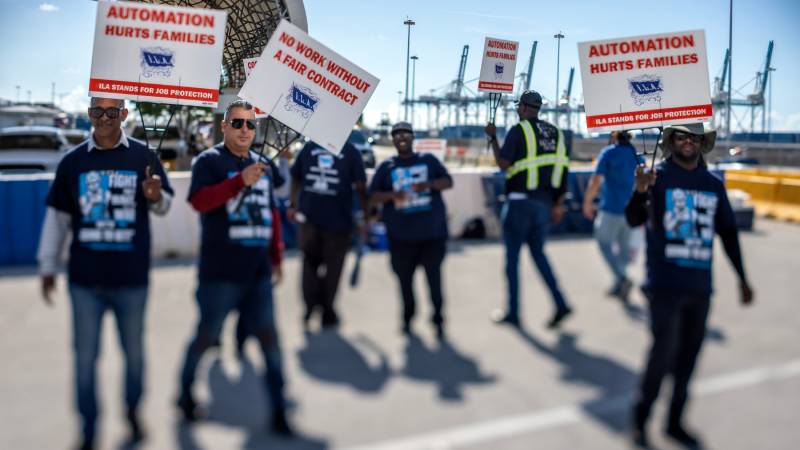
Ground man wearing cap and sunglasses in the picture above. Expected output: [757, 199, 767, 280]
[625, 123, 754, 449]
[369, 122, 453, 338]
[484, 89, 573, 330]
[37, 97, 173, 449]
[176, 100, 293, 435]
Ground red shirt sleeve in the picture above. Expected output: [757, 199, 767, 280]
[189, 173, 245, 213]
[269, 207, 284, 267]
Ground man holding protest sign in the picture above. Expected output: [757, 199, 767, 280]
[484, 90, 573, 330]
[177, 100, 292, 435]
[288, 139, 368, 329]
[625, 123, 753, 449]
[37, 97, 173, 449]
[369, 122, 453, 339]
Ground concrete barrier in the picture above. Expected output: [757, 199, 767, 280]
[724, 168, 800, 222]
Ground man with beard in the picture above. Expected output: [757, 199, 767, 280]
[626, 123, 754, 449]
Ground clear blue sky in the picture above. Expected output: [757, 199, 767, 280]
[1, 0, 798, 131]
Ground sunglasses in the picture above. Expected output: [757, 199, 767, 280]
[673, 132, 703, 143]
[228, 118, 256, 130]
[88, 106, 123, 119]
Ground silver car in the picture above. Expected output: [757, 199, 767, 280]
[0, 126, 71, 174]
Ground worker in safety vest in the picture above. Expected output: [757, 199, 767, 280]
[484, 90, 573, 329]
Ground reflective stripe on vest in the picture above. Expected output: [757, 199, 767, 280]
[506, 121, 569, 189]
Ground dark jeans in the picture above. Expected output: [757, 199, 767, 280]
[68, 283, 148, 441]
[179, 279, 285, 411]
[501, 198, 568, 317]
[298, 222, 351, 321]
[634, 290, 711, 428]
[389, 238, 447, 326]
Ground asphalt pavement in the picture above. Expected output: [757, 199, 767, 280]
[1, 219, 798, 450]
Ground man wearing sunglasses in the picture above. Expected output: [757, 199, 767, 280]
[37, 97, 173, 450]
[177, 99, 293, 435]
[626, 123, 754, 449]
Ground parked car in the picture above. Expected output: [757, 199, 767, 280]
[127, 124, 188, 156]
[62, 129, 90, 146]
[347, 129, 375, 168]
[0, 126, 71, 174]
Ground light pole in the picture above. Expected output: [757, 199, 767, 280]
[397, 90, 403, 122]
[768, 67, 775, 134]
[726, 0, 733, 137]
[403, 18, 416, 122]
[410, 55, 419, 127]
[554, 31, 565, 127]
[15, 85, 20, 103]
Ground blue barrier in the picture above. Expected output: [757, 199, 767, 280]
[0, 176, 51, 265]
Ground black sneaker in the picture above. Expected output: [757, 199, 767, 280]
[665, 424, 702, 449]
[75, 437, 95, 450]
[321, 312, 340, 329]
[630, 410, 649, 449]
[434, 323, 445, 341]
[490, 309, 520, 328]
[176, 393, 204, 422]
[546, 307, 572, 329]
[126, 408, 145, 443]
[616, 279, 633, 304]
[271, 409, 294, 437]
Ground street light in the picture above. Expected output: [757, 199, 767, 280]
[403, 18, 416, 122]
[15, 85, 20, 103]
[410, 55, 419, 127]
[554, 31, 565, 127]
[397, 90, 403, 122]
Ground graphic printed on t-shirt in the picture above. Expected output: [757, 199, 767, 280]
[663, 188, 717, 269]
[78, 170, 138, 250]
[226, 172, 272, 246]
[305, 148, 341, 196]
[392, 164, 431, 213]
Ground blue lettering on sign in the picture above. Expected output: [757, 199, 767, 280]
[630, 80, 662, 95]
[292, 85, 318, 111]
[140, 47, 175, 78]
[284, 84, 320, 119]
[628, 74, 664, 106]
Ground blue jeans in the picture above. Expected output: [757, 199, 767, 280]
[501, 198, 568, 316]
[594, 211, 632, 286]
[179, 278, 285, 411]
[68, 283, 148, 440]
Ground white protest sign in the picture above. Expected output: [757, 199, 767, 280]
[413, 139, 447, 162]
[242, 58, 268, 118]
[478, 37, 519, 93]
[238, 19, 379, 154]
[89, 1, 226, 107]
[578, 30, 712, 131]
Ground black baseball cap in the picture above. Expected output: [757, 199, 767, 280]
[391, 121, 414, 135]
[516, 90, 543, 108]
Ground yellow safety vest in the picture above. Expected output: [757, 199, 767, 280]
[506, 120, 569, 190]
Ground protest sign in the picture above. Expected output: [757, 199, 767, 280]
[89, 1, 227, 107]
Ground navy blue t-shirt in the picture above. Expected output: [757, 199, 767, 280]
[643, 159, 737, 296]
[46, 138, 173, 287]
[594, 143, 642, 214]
[369, 153, 451, 242]
[290, 141, 366, 233]
[189, 145, 276, 282]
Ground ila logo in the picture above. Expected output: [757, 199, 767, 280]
[284, 84, 319, 119]
[628, 75, 663, 106]
[494, 62, 505, 80]
[140, 47, 175, 78]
